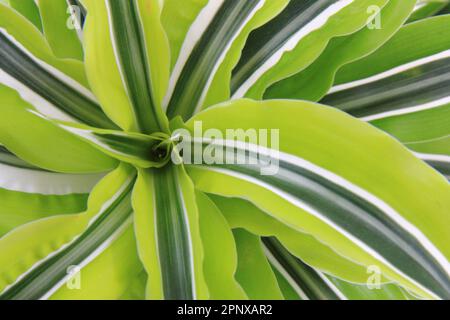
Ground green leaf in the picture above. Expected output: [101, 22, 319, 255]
[334, 16, 450, 85]
[0, 3, 116, 128]
[164, 0, 286, 120]
[49, 225, 146, 300]
[209, 195, 374, 284]
[134, 0, 171, 110]
[83, 0, 169, 133]
[185, 99, 450, 299]
[0, 147, 103, 236]
[231, 0, 390, 100]
[272, 266, 302, 300]
[0, 164, 135, 299]
[265, 0, 416, 101]
[0, 188, 88, 238]
[196, 191, 247, 299]
[327, 277, 416, 300]
[323, 42, 450, 122]
[370, 105, 450, 179]
[325, 15, 450, 119]
[7, 0, 42, 31]
[132, 165, 208, 299]
[321, 15, 450, 177]
[0, 3, 88, 86]
[264, 237, 345, 300]
[51, 120, 173, 168]
[414, 150, 450, 180]
[177, 0, 287, 110]
[161, 0, 208, 70]
[320, 16, 450, 176]
[36, 0, 83, 60]
[266, 238, 416, 300]
[0, 145, 40, 170]
[0, 85, 117, 173]
[408, 0, 450, 22]
[371, 106, 450, 156]
[233, 229, 283, 300]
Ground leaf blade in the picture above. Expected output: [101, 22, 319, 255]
[36, 0, 84, 60]
[185, 98, 450, 299]
[265, 0, 416, 102]
[132, 165, 208, 300]
[233, 229, 283, 300]
[0, 164, 135, 299]
[0, 85, 117, 173]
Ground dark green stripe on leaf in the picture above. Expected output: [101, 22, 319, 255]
[66, 0, 86, 27]
[231, 0, 335, 94]
[8, 0, 43, 31]
[166, 0, 262, 120]
[322, 57, 450, 118]
[153, 165, 194, 299]
[0, 146, 43, 170]
[0, 181, 134, 300]
[0, 32, 116, 129]
[425, 159, 450, 180]
[106, 0, 167, 133]
[264, 237, 341, 300]
[190, 141, 450, 298]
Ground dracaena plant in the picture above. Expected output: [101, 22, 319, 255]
[0, 0, 449, 300]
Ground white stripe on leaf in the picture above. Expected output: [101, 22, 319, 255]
[0, 28, 96, 101]
[189, 137, 450, 297]
[0, 177, 133, 297]
[414, 152, 450, 163]
[328, 49, 450, 94]
[0, 70, 76, 122]
[40, 217, 132, 300]
[195, 138, 450, 276]
[175, 173, 198, 299]
[263, 245, 310, 300]
[232, 0, 354, 99]
[315, 270, 347, 300]
[103, 0, 135, 123]
[0, 162, 105, 195]
[199, 165, 440, 299]
[362, 96, 450, 121]
[164, 0, 266, 114]
[163, 0, 225, 111]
